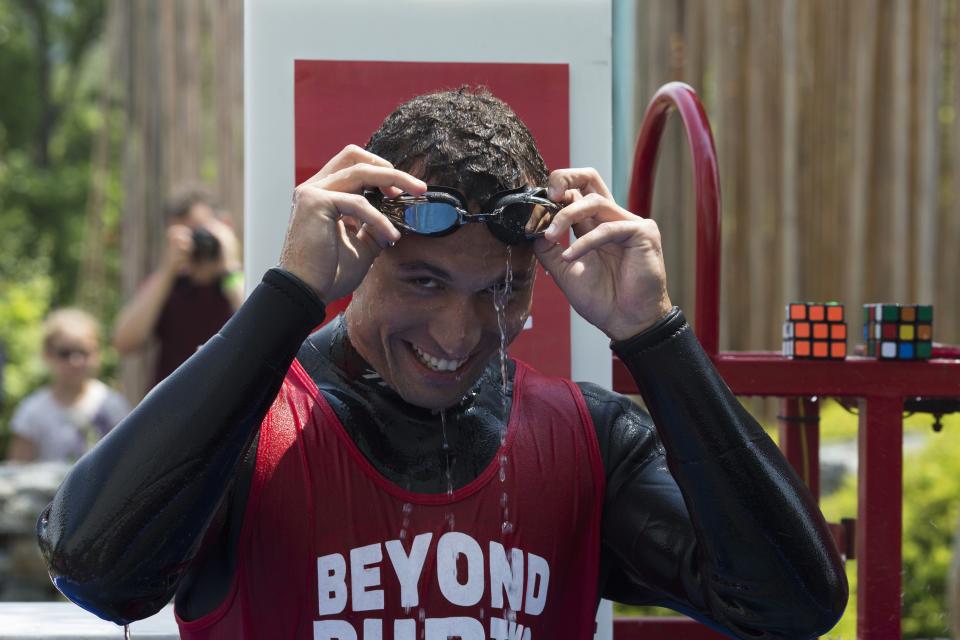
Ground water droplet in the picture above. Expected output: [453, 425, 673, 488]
[479, 607, 486, 619]
[499, 466, 506, 482]
[418, 608, 426, 622]
[399, 529, 407, 541]
[447, 512, 456, 530]
[440, 409, 455, 498]
[493, 247, 514, 405]
[402, 503, 413, 515]
[502, 521, 514, 535]
[500, 492, 508, 508]
[124, 625, 131, 640]
[404, 606, 412, 615]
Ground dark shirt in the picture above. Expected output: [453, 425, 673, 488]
[154, 276, 234, 384]
[39, 269, 847, 639]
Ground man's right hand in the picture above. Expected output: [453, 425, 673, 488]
[161, 224, 194, 277]
[279, 145, 426, 304]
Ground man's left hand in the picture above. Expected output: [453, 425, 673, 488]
[534, 168, 672, 341]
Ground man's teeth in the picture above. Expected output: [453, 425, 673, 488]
[413, 344, 468, 372]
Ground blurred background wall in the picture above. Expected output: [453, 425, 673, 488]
[110, 0, 243, 399]
[1, 0, 960, 633]
[5, 0, 958, 401]
[629, 0, 960, 354]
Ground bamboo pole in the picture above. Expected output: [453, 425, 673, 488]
[77, 0, 122, 317]
[946, 0, 960, 344]
[211, 0, 246, 234]
[914, 0, 942, 305]
[889, 0, 911, 301]
[747, 0, 776, 349]
[845, 0, 876, 324]
[781, 0, 799, 306]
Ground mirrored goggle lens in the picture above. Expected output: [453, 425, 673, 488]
[402, 202, 460, 234]
[498, 202, 557, 239]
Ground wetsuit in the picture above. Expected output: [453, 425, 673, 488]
[38, 268, 847, 638]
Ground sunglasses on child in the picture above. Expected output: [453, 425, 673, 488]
[365, 185, 562, 246]
[51, 346, 93, 361]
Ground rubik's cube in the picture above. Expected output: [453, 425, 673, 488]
[783, 302, 847, 359]
[864, 304, 933, 360]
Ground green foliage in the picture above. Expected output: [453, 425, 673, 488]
[613, 410, 960, 638]
[820, 412, 960, 638]
[0, 0, 122, 454]
[0, 272, 54, 446]
[0, 2, 42, 151]
[0, 150, 91, 304]
[0, 194, 55, 450]
[818, 398, 936, 442]
[0, 0, 109, 304]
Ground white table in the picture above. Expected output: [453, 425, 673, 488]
[0, 603, 178, 639]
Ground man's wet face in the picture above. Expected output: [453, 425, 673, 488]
[345, 224, 537, 410]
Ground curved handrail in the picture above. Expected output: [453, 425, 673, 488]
[628, 82, 722, 356]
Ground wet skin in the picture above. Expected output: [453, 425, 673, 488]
[345, 224, 537, 410]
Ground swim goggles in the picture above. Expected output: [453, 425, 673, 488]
[365, 185, 562, 245]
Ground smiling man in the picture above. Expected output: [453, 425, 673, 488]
[39, 89, 846, 639]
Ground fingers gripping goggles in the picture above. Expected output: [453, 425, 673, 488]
[366, 185, 562, 245]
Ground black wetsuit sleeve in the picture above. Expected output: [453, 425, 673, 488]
[37, 268, 325, 624]
[584, 308, 847, 639]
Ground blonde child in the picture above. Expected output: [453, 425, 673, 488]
[7, 309, 129, 462]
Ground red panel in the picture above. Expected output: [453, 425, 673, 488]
[778, 397, 820, 500]
[857, 396, 904, 639]
[294, 60, 571, 377]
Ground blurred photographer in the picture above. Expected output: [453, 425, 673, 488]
[113, 187, 242, 386]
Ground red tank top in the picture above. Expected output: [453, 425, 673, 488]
[176, 358, 605, 639]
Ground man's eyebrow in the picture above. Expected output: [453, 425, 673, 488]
[396, 261, 452, 280]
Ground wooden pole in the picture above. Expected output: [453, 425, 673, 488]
[914, 0, 942, 305]
[889, 0, 911, 301]
[846, 0, 877, 328]
[781, 0, 799, 305]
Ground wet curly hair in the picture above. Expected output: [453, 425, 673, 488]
[365, 87, 548, 206]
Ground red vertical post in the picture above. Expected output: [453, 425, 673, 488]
[777, 397, 821, 500]
[629, 83, 721, 355]
[857, 396, 903, 638]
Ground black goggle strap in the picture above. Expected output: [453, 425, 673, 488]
[491, 189, 561, 239]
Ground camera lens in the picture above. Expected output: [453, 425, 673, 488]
[191, 228, 221, 261]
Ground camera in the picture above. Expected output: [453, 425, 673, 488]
[191, 228, 221, 261]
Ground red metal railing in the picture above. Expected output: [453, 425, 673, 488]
[614, 82, 960, 639]
[627, 83, 722, 357]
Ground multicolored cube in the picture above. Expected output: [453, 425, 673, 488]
[783, 302, 847, 359]
[863, 304, 933, 360]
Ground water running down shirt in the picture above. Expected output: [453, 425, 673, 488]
[175, 358, 605, 639]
